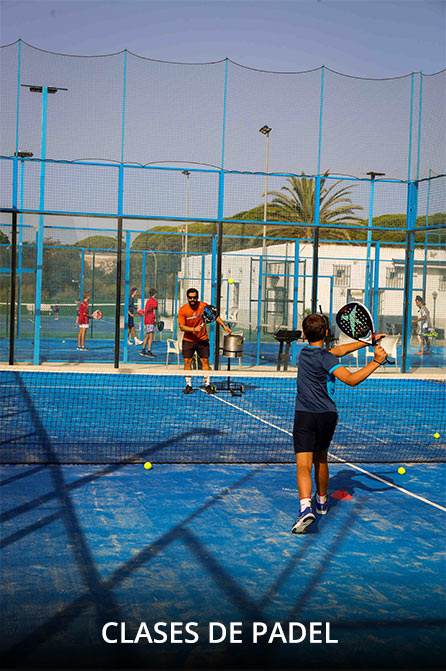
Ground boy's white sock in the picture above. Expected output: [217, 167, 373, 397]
[300, 497, 312, 512]
[316, 493, 327, 504]
[185, 376, 192, 386]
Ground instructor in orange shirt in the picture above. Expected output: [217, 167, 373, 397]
[178, 287, 231, 394]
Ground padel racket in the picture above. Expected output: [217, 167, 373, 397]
[137, 308, 144, 317]
[92, 309, 102, 320]
[157, 320, 165, 332]
[202, 304, 218, 324]
[336, 301, 395, 365]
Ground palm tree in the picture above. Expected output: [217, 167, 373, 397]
[265, 171, 363, 241]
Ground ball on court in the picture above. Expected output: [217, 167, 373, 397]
[398, 467, 406, 475]
[144, 462, 152, 470]
[228, 278, 234, 284]
[433, 432, 440, 439]
[261, 355, 265, 359]
[62, 340, 65, 343]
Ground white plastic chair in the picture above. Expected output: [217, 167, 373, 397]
[166, 334, 182, 366]
[337, 332, 360, 367]
[365, 334, 400, 369]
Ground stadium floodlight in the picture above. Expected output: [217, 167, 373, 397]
[14, 151, 33, 158]
[22, 84, 68, 94]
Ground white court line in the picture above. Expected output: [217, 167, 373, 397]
[204, 390, 446, 513]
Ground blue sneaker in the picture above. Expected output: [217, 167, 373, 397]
[291, 507, 315, 534]
[315, 496, 328, 515]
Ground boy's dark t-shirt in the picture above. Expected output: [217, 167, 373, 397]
[129, 295, 135, 316]
[296, 345, 342, 414]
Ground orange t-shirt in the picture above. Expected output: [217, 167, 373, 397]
[178, 301, 209, 342]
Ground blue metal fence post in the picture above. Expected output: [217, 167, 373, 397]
[317, 66, 325, 177]
[33, 86, 48, 365]
[211, 59, 229, 370]
[210, 232, 218, 366]
[80, 249, 85, 300]
[201, 253, 206, 298]
[372, 241, 381, 329]
[365, 173, 379, 308]
[311, 176, 321, 313]
[123, 229, 131, 363]
[422, 168, 432, 297]
[416, 73, 423, 183]
[141, 251, 146, 340]
[13, 41, 22, 346]
[407, 73, 415, 182]
[401, 181, 418, 372]
[9, 155, 19, 364]
[292, 241, 300, 364]
[256, 254, 263, 366]
[174, 277, 179, 339]
[17, 158, 25, 338]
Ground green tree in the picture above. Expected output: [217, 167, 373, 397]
[73, 235, 117, 249]
[265, 172, 364, 240]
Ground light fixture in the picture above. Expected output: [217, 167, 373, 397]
[22, 84, 68, 94]
[366, 171, 385, 179]
[14, 150, 34, 158]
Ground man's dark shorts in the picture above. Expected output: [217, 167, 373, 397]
[293, 411, 338, 454]
[128, 316, 134, 329]
[182, 339, 210, 360]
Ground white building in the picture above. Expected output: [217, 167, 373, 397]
[179, 240, 446, 338]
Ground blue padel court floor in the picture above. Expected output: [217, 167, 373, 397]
[1, 462, 445, 670]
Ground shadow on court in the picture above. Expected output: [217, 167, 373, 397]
[1, 373, 445, 669]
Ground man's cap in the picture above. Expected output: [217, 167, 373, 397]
[131, 287, 138, 293]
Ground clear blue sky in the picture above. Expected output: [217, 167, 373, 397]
[0, 0, 444, 229]
[1, 0, 445, 77]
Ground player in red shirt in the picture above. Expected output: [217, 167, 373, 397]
[178, 287, 231, 394]
[77, 294, 92, 351]
[140, 288, 158, 358]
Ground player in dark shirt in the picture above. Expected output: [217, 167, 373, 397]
[291, 313, 386, 534]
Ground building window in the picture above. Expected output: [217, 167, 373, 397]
[386, 266, 404, 288]
[333, 264, 351, 287]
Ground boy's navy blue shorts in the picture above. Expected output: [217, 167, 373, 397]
[293, 411, 338, 454]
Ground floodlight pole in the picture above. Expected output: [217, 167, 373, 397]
[259, 125, 271, 331]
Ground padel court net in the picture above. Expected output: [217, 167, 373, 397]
[0, 370, 444, 464]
